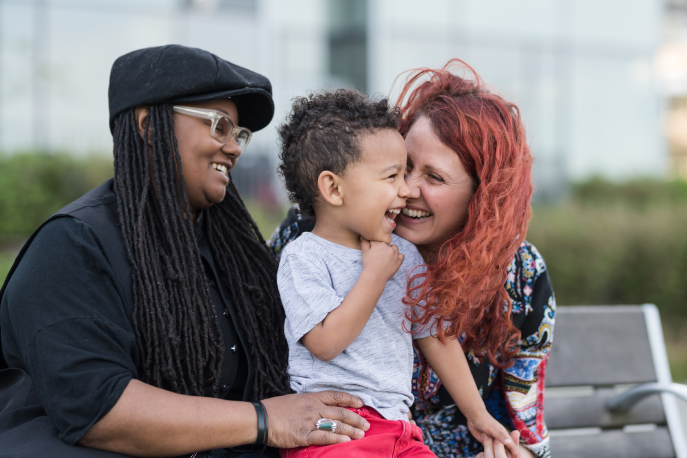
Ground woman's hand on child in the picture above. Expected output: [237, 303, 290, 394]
[467, 412, 521, 458]
[262, 391, 370, 449]
[360, 238, 404, 282]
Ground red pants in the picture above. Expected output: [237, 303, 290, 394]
[280, 406, 435, 458]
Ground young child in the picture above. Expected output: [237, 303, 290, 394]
[276, 90, 519, 458]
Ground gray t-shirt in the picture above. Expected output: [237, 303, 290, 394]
[277, 232, 432, 422]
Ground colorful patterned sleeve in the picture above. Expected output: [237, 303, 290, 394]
[502, 243, 556, 458]
[267, 207, 315, 262]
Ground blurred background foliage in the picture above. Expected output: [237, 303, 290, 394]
[0, 153, 685, 380]
[528, 178, 687, 319]
[0, 153, 114, 235]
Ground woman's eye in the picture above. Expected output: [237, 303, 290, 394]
[429, 173, 444, 182]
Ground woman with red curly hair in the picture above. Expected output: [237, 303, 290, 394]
[394, 61, 554, 458]
[269, 60, 554, 458]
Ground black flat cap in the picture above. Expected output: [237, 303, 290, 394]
[108, 44, 274, 133]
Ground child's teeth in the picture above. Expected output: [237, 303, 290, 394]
[386, 209, 401, 220]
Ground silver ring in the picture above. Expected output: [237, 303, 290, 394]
[316, 418, 337, 433]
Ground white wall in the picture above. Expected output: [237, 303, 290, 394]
[0, 0, 668, 188]
[367, 0, 665, 193]
[0, 0, 330, 159]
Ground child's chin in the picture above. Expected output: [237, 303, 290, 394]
[379, 233, 393, 244]
[362, 229, 393, 244]
[364, 234, 392, 244]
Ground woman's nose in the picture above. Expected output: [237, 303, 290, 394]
[405, 173, 422, 199]
[221, 137, 242, 159]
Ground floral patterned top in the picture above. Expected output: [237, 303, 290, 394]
[268, 209, 556, 458]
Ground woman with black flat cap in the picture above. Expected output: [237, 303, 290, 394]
[0, 45, 368, 458]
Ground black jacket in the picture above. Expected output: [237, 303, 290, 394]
[0, 179, 252, 457]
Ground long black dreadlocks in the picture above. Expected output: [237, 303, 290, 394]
[112, 104, 291, 399]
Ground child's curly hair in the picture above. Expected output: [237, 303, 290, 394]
[277, 89, 399, 216]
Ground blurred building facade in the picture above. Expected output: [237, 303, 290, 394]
[661, 0, 687, 178]
[0, 0, 674, 202]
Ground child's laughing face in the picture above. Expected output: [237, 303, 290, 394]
[337, 129, 410, 244]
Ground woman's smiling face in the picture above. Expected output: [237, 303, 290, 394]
[173, 98, 242, 221]
[394, 116, 476, 260]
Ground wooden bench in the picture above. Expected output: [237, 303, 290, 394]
[546, 305, 687, 458]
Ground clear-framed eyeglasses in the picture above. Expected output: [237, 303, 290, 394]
[172, 105, 252, 152]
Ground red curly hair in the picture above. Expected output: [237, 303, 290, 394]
[397, 60, 533, 369]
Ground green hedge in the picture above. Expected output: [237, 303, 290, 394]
[571, 176, 687, 208]
[528, 178, 687, 319]
[0, 152, 113, 236]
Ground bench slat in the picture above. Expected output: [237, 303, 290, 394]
[550, 427, 675, 458]
[547, 306, 657, 387]
[545, 393, 666, 429]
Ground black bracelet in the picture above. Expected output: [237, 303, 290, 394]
[252, 401, 268, 450]
[260, 401, 269, 450]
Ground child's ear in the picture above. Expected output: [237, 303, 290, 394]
[317, 171, 344, 207]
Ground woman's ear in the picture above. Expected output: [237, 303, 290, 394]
[317, 171, 344, 207]
[134, 106, 152, 144]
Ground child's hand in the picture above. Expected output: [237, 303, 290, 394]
[475, 432, 525, 458]
[467, 410, 521, 458]
[360, 238, 404, 282]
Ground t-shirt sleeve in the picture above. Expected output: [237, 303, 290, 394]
[0, 217, 138, 445]
[277, 254, 344, 342]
